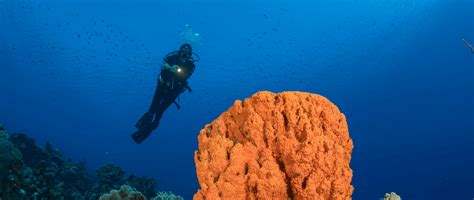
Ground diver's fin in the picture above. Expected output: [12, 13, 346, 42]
[135, 112, 153, 130]
[132, 128, 153, 144]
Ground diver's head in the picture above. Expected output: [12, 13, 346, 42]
[178, 43, 192, 59]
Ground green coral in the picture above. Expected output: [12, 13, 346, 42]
[151, 191, 184, 200]
[382, 192, 401, 200]
[99, 185, 146, 200]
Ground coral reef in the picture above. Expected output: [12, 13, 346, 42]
[99, 185, 183, 200]
[0, 123, 7, 138]
[0, 132, 23, 199]
[382, 192, 401, 200]
[194, 91, 354, 199]
[99, 185, 146, 200]
[88, 163, 126, 200]
[88, 164, 157, 199]
[6, 133, 91, 199]
[127, 175, 158, 198]
[0, 126, 181, 199]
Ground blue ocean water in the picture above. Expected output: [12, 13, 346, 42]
[1, 0, 473, 199]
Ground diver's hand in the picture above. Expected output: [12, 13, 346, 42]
[171, 65, 179, 72]
[162, 63, 172, 70]
[163, 63, 180, 71]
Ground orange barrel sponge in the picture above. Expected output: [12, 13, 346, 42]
[194, 91, 354, 200]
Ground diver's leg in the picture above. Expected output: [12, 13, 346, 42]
[132, 82, 165, 144]
[131, 93, 175, 144]
[149, 95, 176, 129]
[135, 82, 165, 129]
[135, 112, 153, 130]
[131, 88, 183, 144]
[159, 88, 182, 113]
[149, 81, 164, 113]
[148, 88, 183, 130]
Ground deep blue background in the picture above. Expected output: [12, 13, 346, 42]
[1, 0, 473, 199]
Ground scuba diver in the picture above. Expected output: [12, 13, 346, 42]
[132, 43, 198, 144]
[462, 38, 474, 54]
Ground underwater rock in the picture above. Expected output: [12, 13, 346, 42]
[99, 185, 145, 200]
[194, 91, 354, 199]
[382, 192, 401, 200]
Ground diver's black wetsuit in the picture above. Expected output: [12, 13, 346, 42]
[132, 53, 195, 144]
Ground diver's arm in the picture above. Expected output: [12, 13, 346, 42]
[162, 62, 173, 70]
[162, 62, 179, 73]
